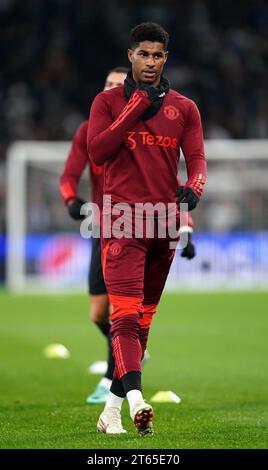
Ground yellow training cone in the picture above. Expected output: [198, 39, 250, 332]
[43, 343, 70, 359]
[150, 391, 181, 403]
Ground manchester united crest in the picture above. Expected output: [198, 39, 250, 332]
[164, 105, 180, 120]
[110, 242, 122, 256]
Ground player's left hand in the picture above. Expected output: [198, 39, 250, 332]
[181, 235, 196, 260]
[176, 186, 199, 211]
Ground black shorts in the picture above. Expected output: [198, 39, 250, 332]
[88, 237, 107, 295]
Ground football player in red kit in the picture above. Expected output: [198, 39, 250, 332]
[60, 66, 196, 408]
[87, 23, 206, 435]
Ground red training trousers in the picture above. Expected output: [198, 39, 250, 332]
[101, 211, 178, 380]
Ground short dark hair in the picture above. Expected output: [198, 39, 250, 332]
[108, 66, 129, 75]
[130, 22, 169, 51]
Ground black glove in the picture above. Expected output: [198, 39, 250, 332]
[176, 187, 199, 212]
[66, 197, 86, 220]
[136, 84, 160, 102]
[181, 234, 196, 260]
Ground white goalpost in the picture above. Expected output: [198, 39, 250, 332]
[7, 142, 72, 292]
[6, 139, 268, 292]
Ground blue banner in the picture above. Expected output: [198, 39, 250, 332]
[2, 232, 268, 290]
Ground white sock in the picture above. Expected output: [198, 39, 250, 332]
[99, 377, 112, 390]
[105, 392, 124, 411]
[126, 390, 145, 410]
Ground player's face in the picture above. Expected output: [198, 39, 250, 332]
[128, 41, 168, 87]
[104, 72, 127, 90]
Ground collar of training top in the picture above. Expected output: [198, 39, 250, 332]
[124, 71, 170, 121]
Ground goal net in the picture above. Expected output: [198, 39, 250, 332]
[6, 139, 268, 292]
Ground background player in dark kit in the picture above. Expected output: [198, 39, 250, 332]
[60, 68, 128, 404]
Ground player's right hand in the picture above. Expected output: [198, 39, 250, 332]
[66, 197, 86, 220]
[136, 84, 160, 102]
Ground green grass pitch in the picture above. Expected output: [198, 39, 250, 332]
[0, 291, 268, 449]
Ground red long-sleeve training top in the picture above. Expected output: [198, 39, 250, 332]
[87, 87, 206, 207]
[60, 120, 104, 208]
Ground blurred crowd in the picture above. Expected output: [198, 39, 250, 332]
[1, 0, 267, 151]
[0, 0, 268, 236]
